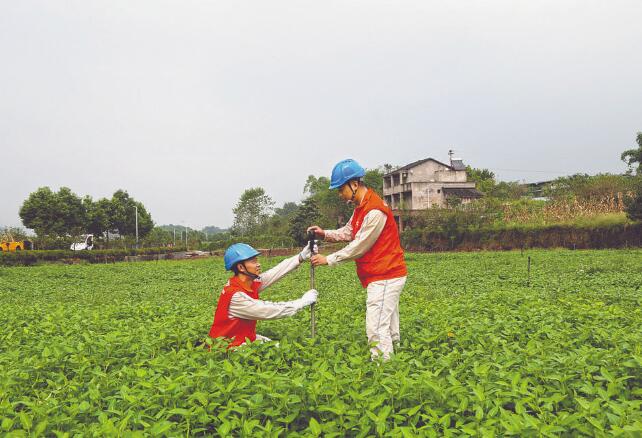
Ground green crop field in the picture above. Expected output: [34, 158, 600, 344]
[1, 249, 641, 436]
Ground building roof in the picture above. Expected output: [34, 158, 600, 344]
[384, 158, 456, 176]
[450, 159, 466, 170]
[442, 187, 483, 199]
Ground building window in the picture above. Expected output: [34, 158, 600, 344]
[437, 189, 441, 193]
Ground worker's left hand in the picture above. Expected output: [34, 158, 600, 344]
[311, 254, 328, 266]
[298, 241, 319, 262]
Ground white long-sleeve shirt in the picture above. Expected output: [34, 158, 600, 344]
[227, 254, 307, 320]
[323, 210, 387, 266]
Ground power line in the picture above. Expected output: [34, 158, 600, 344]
[490, 168, 571, 174]
[441, 150, 575, 175]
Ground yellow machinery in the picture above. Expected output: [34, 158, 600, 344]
[0, 231, 33, 252]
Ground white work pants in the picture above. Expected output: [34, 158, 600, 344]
[365, 276, 406, 360]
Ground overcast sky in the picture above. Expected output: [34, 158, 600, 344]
[2, 1, 641, 229]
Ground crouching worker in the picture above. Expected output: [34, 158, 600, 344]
[208, 243, 317, 348]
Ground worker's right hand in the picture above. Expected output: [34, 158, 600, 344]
[299, 289, 318, 307]
[306, 226, 325, 239]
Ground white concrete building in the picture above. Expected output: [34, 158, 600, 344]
[382, 156, 482, 230]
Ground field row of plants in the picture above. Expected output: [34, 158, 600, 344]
[0, 246, 188, 267]
[1, 250, 641, 435]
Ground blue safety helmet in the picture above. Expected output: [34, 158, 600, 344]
[224, 243, 260, 271]
[329, 159, 366, 189]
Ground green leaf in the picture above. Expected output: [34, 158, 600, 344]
[34, 420, 48, 437]
[2, 418, 14, 431]
[405, 404, 422, 416]
[217, 420, 232, 436]
[19, 412, 32, 431]
[586, 417, 604, 432]
[309, 418, 322, 436]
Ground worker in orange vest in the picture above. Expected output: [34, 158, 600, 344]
[309, 159, 407, 360]
[209, 243, 317, 348]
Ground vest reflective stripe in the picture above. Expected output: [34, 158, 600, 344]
[351, 189, 407, 287]
[209, 277, 261, 347]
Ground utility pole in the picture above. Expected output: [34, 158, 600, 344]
[185, 224, 188, 249]
[135, 205, 139, 249]
[173, 228, 176, 246]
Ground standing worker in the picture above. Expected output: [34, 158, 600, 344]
[308, 159, 407, 360]
[209, 243, 317, 348]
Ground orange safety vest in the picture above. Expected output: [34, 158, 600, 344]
[209, 276, 261, 347]
[351, 188, 407, 287]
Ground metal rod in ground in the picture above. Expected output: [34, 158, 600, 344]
[527, 256, 531, 286]
[310, 262, 316, 338]
[308, 230, 316, 338]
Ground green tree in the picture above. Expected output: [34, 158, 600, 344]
[19, 187, 86, 240]
[382, 163, 397, 174]
[621, 132, 642, 175]
[364, 168, 384, 196]
[201, 225, 227, 235]
[263, 204, 297, 238]
[465, 166, 525, 200]
[288, 197, 321, 245]
[544, 173, 636, 200]
[84, 197, 113, 237]
[0, 226, 31, 242]
[143, 227, 172, 246]
[489, 181, 527, 199]
[466, 166, 497, 195]
[57, 187, 87, 240]
[19, 187, 63, 239]
[304, 175, 352, 228]
[625, 177, 642, 221]
[232, 187, 275, 236]
[110, 190, 154, 238]
[274, 202, 299, 218]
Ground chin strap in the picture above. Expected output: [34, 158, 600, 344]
[350, 185, 357, 203]
[239, 262, 260, 280]
[346, 182, 359, 204]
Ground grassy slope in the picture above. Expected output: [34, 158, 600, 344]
[1, 250, 641, 436]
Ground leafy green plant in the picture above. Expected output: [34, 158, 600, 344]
[0, 250, 641, 435]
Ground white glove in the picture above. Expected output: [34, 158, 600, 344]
[298, 289, 318, 308]
[298, 241, 319, 262]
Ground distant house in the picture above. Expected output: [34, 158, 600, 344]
[382, 156, 482, 230]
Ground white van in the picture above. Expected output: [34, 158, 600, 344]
[70, 234, 94, 251]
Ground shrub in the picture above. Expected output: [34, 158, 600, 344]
[0, 247, 188, 267]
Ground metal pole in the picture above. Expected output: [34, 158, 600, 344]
[135, 205, 139, 249]
[308, 230, 316, 338]
[173, 228, 176, 246]
[185, 225, 188, 249]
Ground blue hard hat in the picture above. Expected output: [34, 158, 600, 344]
[224, 243, 260, 270]
[329, 159, 366, 189]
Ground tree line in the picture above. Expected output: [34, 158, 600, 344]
[12, 133, 642, 250]
[228, 168, 386, 246]
[19, 188, 153, 246]
[227, 133, 642, 248]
